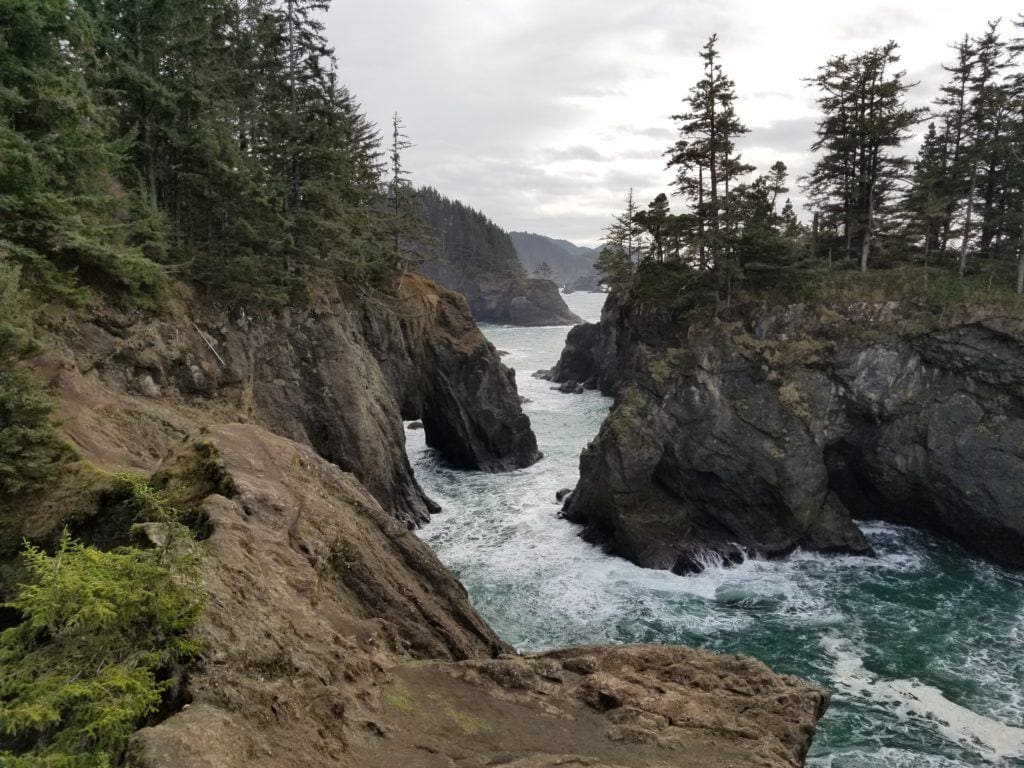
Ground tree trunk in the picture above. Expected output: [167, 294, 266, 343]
[811, 211, 819, 260]
[959, 164, 978, 277]
[860, 189, 873, 273]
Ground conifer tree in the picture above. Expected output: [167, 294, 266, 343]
[805, 42, 923, 271]
[905, 122, 951, 269]
[635, 193, 671, 262]
[959, 22, 1010, 273]
[934, 36, 976, 256]
[667, 35, 751, 270]
[0, 0, 162, 300]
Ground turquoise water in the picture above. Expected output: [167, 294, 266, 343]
[408, 291, 1024, 767]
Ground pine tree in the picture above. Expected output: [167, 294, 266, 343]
[959, 22, 1010, 274]
[804, 42, 924, 271]
[0, 256, 69, 501]
[596, 190, 645, 290]
[634, 193, 671, 262]
[934, 36, 976, 257]
[904, 123, 951, 272]
[666, 35, 751, 270]
[0, 0, 162, 301]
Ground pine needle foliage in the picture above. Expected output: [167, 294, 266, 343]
[0, 529, 204, 767]
[0, 256, 71, 504]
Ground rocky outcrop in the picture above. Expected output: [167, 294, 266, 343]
[543, 292, 620, 394]
[561, 297, 1024, 572]
[564, 271, 603, 293]
[126, 425, 829, 768]
[420, 262, 582, 326]
[16, 274, 834, 766]
[32, 274, 539, 528]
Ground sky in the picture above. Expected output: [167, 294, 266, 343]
[325, 1, 1022, 246]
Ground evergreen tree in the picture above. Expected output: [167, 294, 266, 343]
[634, 193, 671, 262]
[417, 187, 520, 279]
[804, 42, 924, 271]
[0, 0, 162, 301]
[905, 122, 951, 268]
[596, 191, 646, 291]
[959, 22, 1010, 274]
[0, 256, 69, 502]
[934, 36, 976, 257]
[667, 35, 751, 270]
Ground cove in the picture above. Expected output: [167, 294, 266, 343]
[407, 291, 1024, 768]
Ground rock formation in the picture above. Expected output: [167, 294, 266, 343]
[126, 425, 828, 768]
[421, 261, 582, 326]
[556, 295, 1024, 572]
[543, 292, 620, 394]
[10, 274, 831, 766]
[30, 274, 538, 530]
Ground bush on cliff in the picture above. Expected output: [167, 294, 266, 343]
[0, 530, 204, 767]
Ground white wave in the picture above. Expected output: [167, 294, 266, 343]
[822, 635, 1024, 763]
[809, 747, 973, 767]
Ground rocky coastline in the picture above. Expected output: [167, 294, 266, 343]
[549, 292, 1024, 572]
[6, 273, 828, 767]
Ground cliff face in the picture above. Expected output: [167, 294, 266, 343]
[557, 296, 1024, 572]
[126, 425, 829, 768]
[13, 275, 831, 766]
[30, 274, 538, 531]
[542, 292, 620, 394]
[420, 262, 582, 326]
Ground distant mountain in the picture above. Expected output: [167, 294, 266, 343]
[509, 232, 601, 291]
[416, 189, 581, 326]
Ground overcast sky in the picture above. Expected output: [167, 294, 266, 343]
[325, 1, 1021, 246]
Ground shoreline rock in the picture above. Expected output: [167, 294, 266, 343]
[420, 263, 582, 326]
[127, 426, 830, 768]
[558, 294, 1024, 571]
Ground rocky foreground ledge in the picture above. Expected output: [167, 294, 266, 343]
[551, 294, 1024, 572]
[128, 425, 828, 768]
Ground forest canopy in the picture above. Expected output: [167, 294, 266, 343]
[0, 0, 422, 309]
[598, 22, 1024, 307]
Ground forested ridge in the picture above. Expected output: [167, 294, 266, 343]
[599, 22, 1024, 309]
[0, 0, 423, 310]
[417, 187, 524, 279]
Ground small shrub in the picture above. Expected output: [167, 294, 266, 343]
[0, 531, 203, 767]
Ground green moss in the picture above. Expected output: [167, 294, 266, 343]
[604, 387, 648, 449]
[151, 437, 236, 512]
[442, 702, 492, 735]
[649, 348, 683, 387]
[778, 382, 813, 423]
[381, 678, 414, 714]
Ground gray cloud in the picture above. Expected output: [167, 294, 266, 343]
[326, 0, 1023, 246]
[540, 145, 609, 163]
[742, 117, 819, 154]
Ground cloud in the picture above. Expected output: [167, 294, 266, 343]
[326, 0, 1023, 245]
[742, 116, 819, 155]
[540, 145, 609, 163]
